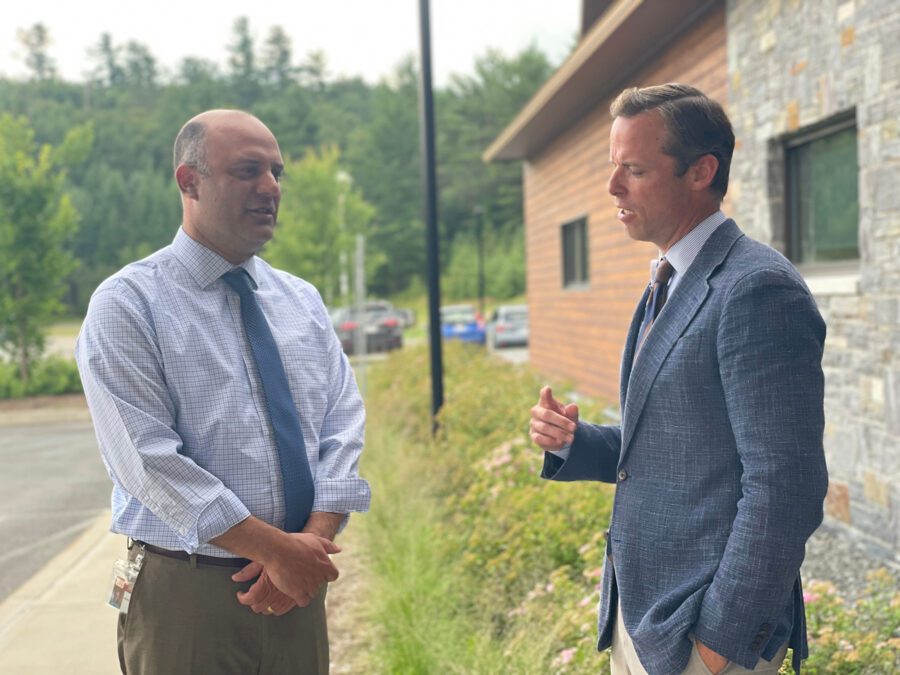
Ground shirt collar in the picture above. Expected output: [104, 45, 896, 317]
[171, 228, 260, 289]
[650, 210, 727, 280]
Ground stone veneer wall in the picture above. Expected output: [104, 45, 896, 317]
[726, 0, 900, 560]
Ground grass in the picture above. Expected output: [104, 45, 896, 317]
[358, 348, 558, 674]
[352, 342, 612, 673]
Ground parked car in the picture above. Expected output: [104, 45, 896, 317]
[487, 304, 529, 349]
[440, 304, 485, 344]
[331, 301, 404, 355]
[396, 307, 417, 328]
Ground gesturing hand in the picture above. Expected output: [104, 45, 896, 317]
[529, 386, 579, 451]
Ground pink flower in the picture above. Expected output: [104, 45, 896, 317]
[803, 591, 820, 604]
[559, 647, 576, 664]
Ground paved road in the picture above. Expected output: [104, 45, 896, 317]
[0, 410, 110, 603]
[492, 345, 529, 365]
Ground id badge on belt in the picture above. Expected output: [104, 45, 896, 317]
[107, 542, 144, 614]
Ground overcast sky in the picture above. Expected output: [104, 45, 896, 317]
[1, 1, 579, 85]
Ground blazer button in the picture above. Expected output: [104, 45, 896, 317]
[618, 469, 628, 481]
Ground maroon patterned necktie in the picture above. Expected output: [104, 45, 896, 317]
[636, 258, 674, 352]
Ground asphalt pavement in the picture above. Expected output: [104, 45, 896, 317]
[0, 396, 121, 673]
[0, 398, 110, 603]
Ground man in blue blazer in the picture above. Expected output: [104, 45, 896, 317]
[530, 84, 828, 674]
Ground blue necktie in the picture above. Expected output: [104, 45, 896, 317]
[636, 258, 674, 353]
[222, 269, 314, 532]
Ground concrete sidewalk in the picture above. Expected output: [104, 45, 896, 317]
[0, 511, 122, 674]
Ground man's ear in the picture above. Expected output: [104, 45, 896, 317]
[689, 154, 719, 192]
[175, 164, 201, 200]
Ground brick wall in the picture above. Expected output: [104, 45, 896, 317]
[525, 4, 729, 402]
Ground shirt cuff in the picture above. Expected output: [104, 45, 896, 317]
[547, 443, 572, 461]
[190, 490, 253, 553]
[311, 478, 372, 515]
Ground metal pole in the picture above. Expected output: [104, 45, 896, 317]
[337, 171, 352, 306]
[475, 206, 485, 320]
[417, 0, 444, 432]
[353, 234, 367, 396]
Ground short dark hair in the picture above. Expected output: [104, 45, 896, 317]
[610, 83, 734, 199]
[173, 120, 209, 175]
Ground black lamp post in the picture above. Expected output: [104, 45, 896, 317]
[473, 205, 485, 320]
[417, 0, 444, 432]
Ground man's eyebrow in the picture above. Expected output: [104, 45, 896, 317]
[232, 159, 285, 173]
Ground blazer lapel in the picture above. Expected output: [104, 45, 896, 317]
[618, 220, 744, 464]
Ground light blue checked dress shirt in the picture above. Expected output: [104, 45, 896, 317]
[76, 229, 370, 556]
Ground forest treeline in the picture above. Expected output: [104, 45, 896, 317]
[1, 19, 558, 316]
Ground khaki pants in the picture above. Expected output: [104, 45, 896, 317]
[611, 601, 787, 675]
[118, 546, 329, 675]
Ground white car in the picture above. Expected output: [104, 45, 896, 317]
[487, 304, 529, 349]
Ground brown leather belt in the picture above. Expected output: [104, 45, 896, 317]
[138, 542, 251, 569]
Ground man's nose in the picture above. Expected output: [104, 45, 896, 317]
[258, 171, 281, 197]
[607, 166, 622, 196]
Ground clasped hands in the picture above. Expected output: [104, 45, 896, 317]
[232, 531, 340, 616]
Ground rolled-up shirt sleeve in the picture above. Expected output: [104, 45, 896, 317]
[76, 281, 250, 552]
[310, 301, 370, 517]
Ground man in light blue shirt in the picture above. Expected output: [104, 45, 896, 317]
[77, 109, 370, 674]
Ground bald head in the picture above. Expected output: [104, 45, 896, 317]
[173, 109, 284, 264]
[173, 110, 273, 175]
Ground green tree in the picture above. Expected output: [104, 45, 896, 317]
[123, 41, 158, 89]
[0, 29, 553, 310]
[261, 26, 296, 88]
[299, 50, 329, 92]
[0, 115, 92, 382]
[228, 17, 260, 105]
[345, 59, 424, 297]
[438, 46, 553, 239]
[265, 146, 374, 306]
[88, 33, 125, 87]
[17, 23, 57, 81]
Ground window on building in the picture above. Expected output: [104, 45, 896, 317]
[786, 113, 859, 264]
[561, 217, 589, 287]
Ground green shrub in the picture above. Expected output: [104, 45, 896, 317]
[792, 571, 900, 674]
[0, 355, 82, 398]
[362, 344, 899, 674]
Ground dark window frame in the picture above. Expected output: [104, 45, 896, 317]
[783, 110, 860, 267]
[561, 216, 589, 289]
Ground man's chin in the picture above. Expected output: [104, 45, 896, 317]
[623, 224, 647, 242]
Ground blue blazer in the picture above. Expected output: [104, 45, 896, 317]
[543, 221, 827, 674]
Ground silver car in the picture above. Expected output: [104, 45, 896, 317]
[487, 304, 529, 349]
